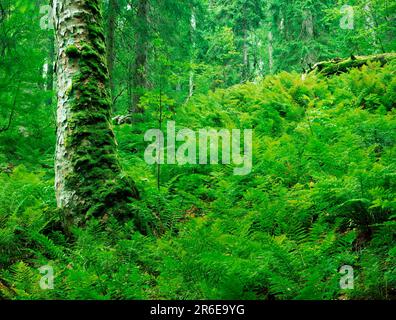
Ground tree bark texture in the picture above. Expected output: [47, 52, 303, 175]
[53, 0, 138, 230]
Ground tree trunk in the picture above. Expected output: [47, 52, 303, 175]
[130, 0, 149, 114]
[302, 10, 316, 68]
[106, 0, 117, 102]
[268, 30, 274, 74]
[241, 17, 249, 82]
[364, 2, 385, 53]
[53, 0, 139, 231]
[187, 8, 196, 101]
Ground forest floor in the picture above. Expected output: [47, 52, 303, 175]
[0, 58, 395, 300]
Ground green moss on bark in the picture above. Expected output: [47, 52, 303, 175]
[58, 0, 139, 228]
[65, 45, 80, 58]
[310, 53, 396, 76]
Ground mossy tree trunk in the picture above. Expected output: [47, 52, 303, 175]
[53, 0, 139, 231]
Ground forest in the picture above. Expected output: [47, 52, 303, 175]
[0, 0, 395, 301]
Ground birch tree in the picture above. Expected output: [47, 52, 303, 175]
[53, 0, 139, 230]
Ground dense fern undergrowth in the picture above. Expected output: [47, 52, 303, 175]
[0, 61, 395, 300]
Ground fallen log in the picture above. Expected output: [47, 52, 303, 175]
[309, 53, 396, 76]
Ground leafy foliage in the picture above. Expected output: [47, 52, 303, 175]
[1, 58, 394, 299]
[0, 0, 395, 301]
